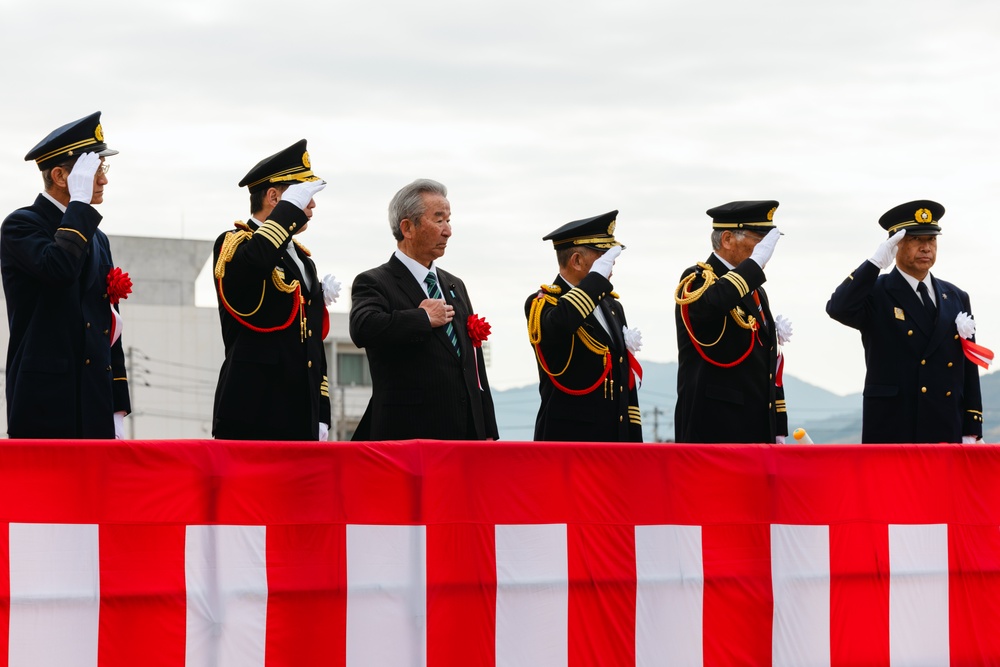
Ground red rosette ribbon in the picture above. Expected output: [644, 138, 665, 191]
[106, 267, 133, 306]
[467, 314, 491, 348]
[467, 314, 491, 390]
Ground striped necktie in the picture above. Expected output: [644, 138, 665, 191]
[425, 271, 460, 356]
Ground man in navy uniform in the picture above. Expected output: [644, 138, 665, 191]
[212, 140, 332, 440]
[1, 111, 130, 438]
[349, 178, 498, 441]
[525, 211, 642, 442]
[826, 200, 984, 443]
[673, 200, 787, 443]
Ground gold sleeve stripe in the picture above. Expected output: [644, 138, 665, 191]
[566, 287, 596, 312]
[261, 219, 290, 242]
[255, 222, 286, 248]
[720, 272, 749, 297]
[560, 292, 591, 318]
[57, 228, 88, 243]
[563, 288, 596, 316]
[968, 410, 983, 416]
[255, 227, 283, 249]
[114, 377, 128, 381]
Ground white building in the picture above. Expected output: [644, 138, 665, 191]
[0, 236, 373, 439]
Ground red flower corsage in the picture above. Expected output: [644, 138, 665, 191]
[467, 314, 491, 348]
[106, 267, 133, 305]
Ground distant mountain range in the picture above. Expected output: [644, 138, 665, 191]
[494, 361, 1000, 444]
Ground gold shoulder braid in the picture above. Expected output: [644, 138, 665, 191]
[674, 262, 759, 367]
[527, 284, 617, 398]
[214, 228, 253, 280]
[293, 239, 311, 257]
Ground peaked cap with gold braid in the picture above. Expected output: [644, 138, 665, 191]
[24, 111, 118, 171]
[878, 200, 943, 237]
[239, 139, 322, 194]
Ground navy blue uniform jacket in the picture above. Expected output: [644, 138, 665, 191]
[1, 195, 130, 438]
[826, 261, 983, 443]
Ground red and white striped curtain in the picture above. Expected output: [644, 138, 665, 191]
[0, 439, 998, 666]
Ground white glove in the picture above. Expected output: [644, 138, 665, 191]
[774, 314, 793, 346]
[114, 411, 126, 439]
[322, 274, 342, 306]
[962, 435, 984, 444]
[749, 228, 781, 268]
[869, 230, 905, 270]
[623, 326, 643, 353]
[281, 180, 327, 211]
[68, 152, 102, 204]
[776, 435, 785, 444]
[956, 312, 976, 339]
[589, 245, 622, 279]
[318, 422, 330, 441]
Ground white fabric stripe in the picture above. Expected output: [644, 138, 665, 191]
[495, 524, 568, 667]
[346, 525, 427, 667]
[771, 524, 831, 667]
[889, 524, 950, 666]
[8, 523, 100, 667]
[635, 525, 703, 667]
[185, 525, 268, 667]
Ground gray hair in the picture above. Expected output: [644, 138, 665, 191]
[388, 178, 448, 241]
[710, 229, 725, 251]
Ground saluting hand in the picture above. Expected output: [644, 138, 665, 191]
[590, 245, 622, 279]
[749, 228, 781, 268]
[420, 298, 454, 327]
[68, 152, 102, 204]
[281, 180, 327, 211]
[869, 230, 905, 270]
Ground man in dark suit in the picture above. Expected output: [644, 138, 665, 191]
[349, 178, 498, 441]
[1, 111, 131, 438]
[212, 140, 332, 440]
[827, 200, 984, 443]
[525, 211, 642, 442]
[674, 200, 788, 444]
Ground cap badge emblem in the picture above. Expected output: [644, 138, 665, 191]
[607, 220, 616, 235]
[767, 207, 776, 221]
[95, 124, 104, 142]
[302, 152, 311, 169]
[915, 208, 932, 223]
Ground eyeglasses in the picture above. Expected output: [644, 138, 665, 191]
[56, 161, 111, 174]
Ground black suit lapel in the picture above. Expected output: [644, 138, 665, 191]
[389, 256, 460, 360]
[387, 254, 432, 308]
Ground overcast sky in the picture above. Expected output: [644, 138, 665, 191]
[1, 0, 998, 396]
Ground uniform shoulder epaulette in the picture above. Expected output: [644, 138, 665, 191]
[293, 239, 311, 257]
[214, 227, 253, 280]
[540, 283, 561, 295]
[234, 220, 251, 232]
[675, 261, 718, 306]
[610, 291, 620, 299]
